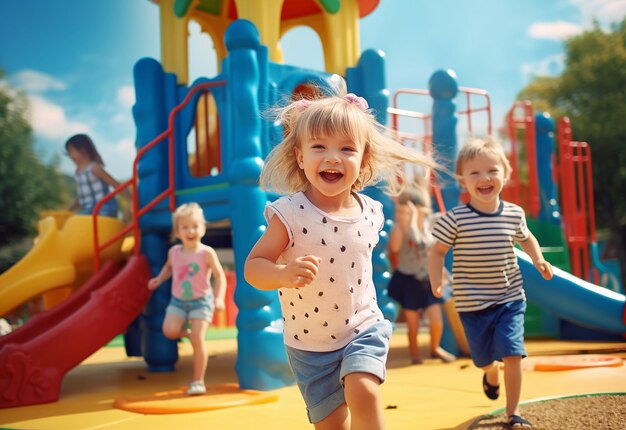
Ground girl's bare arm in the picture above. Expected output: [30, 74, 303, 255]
[207, 246, 227, 309]
[428, 241, 450, 298]
[245, 216, 320, 290]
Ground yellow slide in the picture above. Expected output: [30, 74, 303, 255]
[0, 213, 126, 317]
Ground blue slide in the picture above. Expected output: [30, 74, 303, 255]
[517, 249, 626, 335]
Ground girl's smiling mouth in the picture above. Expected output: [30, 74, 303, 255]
[319, 170, 344, 182]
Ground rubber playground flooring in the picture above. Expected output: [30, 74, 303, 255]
[1, 328, 625, 430]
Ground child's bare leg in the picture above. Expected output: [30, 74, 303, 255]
[314, 404, 350, 430]
[344, 372, 384, 430]
[404, 309, 421, 363]
[425, 304, 455, 362]
[162, 314, 187, 339]
[189, 318, 209, 382]
[502, 355, 523, 417]
[482, 361, 500, 388]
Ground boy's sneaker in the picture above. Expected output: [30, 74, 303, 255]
[187, 380, 206, 395]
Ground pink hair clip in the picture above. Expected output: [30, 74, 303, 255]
[293, 99, 312, 112]
[344, 93, 368, 110]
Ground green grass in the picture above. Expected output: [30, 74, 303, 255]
[105, 327, 238, 347]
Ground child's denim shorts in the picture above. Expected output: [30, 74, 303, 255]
[80, 199, 118, 218]
[166, 295, 214, 321]
[285, 319, 392, 424]
[459, 299, 527, 368]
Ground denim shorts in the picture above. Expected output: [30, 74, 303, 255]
[166, 295, 214, 321]
[459, 299, 527, 368]
[285, 319, 392, 424]
[387, 271, 443, 311]
[79, 199, 118, 218]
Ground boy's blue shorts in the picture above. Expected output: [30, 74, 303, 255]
[285, 319, 392, 424]
[459, 299, 527, 368]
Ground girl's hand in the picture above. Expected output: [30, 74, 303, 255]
[431, 283, 444, 298]
[148, 278, 159, 290]
[534, 259, 553, 280]
[214, 297, 226, 311]
[282, 255, 321, 288]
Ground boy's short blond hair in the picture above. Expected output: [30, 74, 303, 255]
[171, 202, 206, 237]
[456, 136, 512, 182]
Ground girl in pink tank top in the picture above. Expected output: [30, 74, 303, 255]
[148, 203, 226, 396]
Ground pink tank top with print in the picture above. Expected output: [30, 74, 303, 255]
[169, 244, 213, 301]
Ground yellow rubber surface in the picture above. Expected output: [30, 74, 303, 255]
[1, 330, 624, 430]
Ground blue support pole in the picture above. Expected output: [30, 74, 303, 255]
[133, 58, 179, 371]
[347, 49, 396, 321]
[429, 69, 461, 355]
[429, 69, 460, 210]
[224, 20, 294, 390]
[535, 113, 561, 224]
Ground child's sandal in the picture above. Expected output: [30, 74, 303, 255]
[482, 373, 500, 400]
[508, 414, 532, 428]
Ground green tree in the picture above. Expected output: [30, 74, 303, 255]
[0, 70, 70, 246]
[518, 18, 626, 282]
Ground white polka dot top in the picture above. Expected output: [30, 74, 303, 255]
[265, 192, 385, 352]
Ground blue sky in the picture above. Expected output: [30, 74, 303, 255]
[1, 0, 625, 180]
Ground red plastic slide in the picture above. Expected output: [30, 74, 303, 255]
[0, 261, 121, 349]
[0, 255, 152, 408]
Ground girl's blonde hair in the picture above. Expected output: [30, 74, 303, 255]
[171, 202, 206, 239]
[456, 136, 512, 182]
[398, 175, 432, 211]
[260, 93, 437, 196]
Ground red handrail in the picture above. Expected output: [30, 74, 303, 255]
[388, 86, 491, 214]
[557, 116, 600, 281]
[503, 100, 539, 218]
[92, 80, 226, 271]
[457, 86, 492, 135]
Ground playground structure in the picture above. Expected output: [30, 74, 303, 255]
[388, 70, 625, 344]
[0, 0, 624, 414]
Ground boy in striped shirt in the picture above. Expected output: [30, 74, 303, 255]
[428, 136, 553, 429]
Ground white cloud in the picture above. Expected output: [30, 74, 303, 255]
[521, 54, 565, 81]
[570, 0, 626, 26]
[117, 86, 135, 108]
[528, 21, 583, 40]
[27, 95, 91, 139]
[115, 137, 135, 155]
[97, 138, 135, 179]
[10, 69, 66, 93]
[188, 19, 219, 83]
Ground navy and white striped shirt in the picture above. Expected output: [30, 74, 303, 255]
[432, 201, 530, 312]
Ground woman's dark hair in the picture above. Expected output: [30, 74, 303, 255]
[65, 134, 104, 165]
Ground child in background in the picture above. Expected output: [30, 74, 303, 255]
[245, 92, 436, 430]
[148, 203, 226, 395]
[65, 134, 123, 217]
[429, 136, 553, 429]
[387, 178, 455, 365]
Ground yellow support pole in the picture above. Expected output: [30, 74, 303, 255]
[321, 0, 360, 75]
[159, 0, 190, 84]
[234, 0, 285, 63]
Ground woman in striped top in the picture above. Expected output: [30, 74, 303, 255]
[428, 136, 553, 429]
